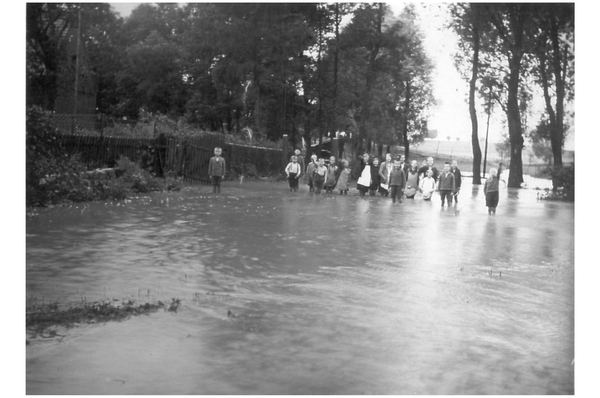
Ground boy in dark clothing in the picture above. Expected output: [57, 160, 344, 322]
[437, 162, 456, 206]
[450, 160, 462, 203]
[369, 157, 381, 196]
[389, 158, 406, 204]
[208, 147, 226, 193]
[306, 154, 318, 193]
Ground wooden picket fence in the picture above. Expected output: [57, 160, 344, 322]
[33, 132, 284, 184]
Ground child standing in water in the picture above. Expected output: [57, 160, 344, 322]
[208, 146, 226, 194]
[437, 162, 456, 207]
[356, 153, 371, 197]
[312, 158, 328, 195]
[369, 157, 381, 196]
[335, 159, 351, 195]
[378, 153, 394, 197]
[305, 154, 318, 193]
[325, 156, 338, 193]
[419, 169, 436, 201]
[484, 167, 500, 214]
[404, 159, 420, 199]
[389, 158, 406, 204]
[284, 155, 302, 192]
[450, 159, 462, 203]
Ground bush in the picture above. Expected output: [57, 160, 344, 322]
[26, 106, 184, 207]
[536, 164, 574, 201]
[551, 164, 574, 201]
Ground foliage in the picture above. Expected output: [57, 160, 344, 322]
[536, 164, 574, 201]
[27, 3, 436, 160]
[449, 3, 574, 189]
[26, 106, 183, 207]
[530, 118, 554, 164]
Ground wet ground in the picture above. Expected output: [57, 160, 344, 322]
[26, 179, 574, 394]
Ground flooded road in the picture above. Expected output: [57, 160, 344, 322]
[26, 180, 574, 394]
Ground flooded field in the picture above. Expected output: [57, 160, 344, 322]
[26, 179, 574, 394]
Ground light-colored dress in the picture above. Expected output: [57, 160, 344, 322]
[420, 177, 436, 200]
[405, 168, 419, 197]
[335, 168, 350, 191]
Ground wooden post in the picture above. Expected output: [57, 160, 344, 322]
[282, 134, 288, 169]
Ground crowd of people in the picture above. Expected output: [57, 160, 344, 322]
[207, 146, 500, 214]
[284, 149, 501, 214]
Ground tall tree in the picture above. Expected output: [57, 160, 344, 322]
[484, 3, 536, 188]
[449, 3, 491, 185]
[395, 6, 434, 160]
[531, 3, 574, 190]
[340, 3, 386, 155]
[27, 3, 79, 110]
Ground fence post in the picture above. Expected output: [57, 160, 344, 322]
[282, 134, 288, 169]
[100, 114, 104, 138]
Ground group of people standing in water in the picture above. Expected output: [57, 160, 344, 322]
[285, 150, 470, 207]
[284, 149, 502, 214]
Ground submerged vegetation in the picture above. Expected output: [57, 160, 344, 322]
[26, 298, 181, 341]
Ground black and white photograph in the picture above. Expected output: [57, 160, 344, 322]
[15, 0, 595, 395]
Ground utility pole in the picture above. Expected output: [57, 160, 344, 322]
[482, 86, 492, 177]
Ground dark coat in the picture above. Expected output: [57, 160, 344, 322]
[418, 165, 439, 181]
[370, 163, 381, 190]
[451, 167, 462, 190]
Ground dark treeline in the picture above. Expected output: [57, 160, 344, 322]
[26, 3, 574, 191]
[26, 2, 434, 160]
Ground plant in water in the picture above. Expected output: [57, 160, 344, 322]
[26, 298, 181, 342]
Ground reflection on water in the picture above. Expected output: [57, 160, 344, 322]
[26, 181, 574, 394]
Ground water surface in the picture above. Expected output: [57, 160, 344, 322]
[26, 180, 574, 394]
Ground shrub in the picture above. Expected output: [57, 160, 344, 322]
[26, 107, 184, 207]
[551, 164, 574, 201]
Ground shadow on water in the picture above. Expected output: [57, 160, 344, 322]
[26, 180, 574, 395]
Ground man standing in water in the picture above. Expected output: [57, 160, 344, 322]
[418, 156, 439, 182]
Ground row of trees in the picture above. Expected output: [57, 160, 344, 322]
[449, 3, 574, 188]
[26, 3, 575, 189]
[26, 3, 434, 160]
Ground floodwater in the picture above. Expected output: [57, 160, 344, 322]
[26, 179, 574, 395]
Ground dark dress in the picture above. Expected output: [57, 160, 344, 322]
[369, 164, 381, 194]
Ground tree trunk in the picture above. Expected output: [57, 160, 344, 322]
[469, 24, 483, 185]
[303, 94, 313, 162]
[506, 56, 524, 188]
[402, 80, 411, 160]
[550, 18, 565, 190]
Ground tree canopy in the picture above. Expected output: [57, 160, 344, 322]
[450, 3, 574, 189]
[26, 2, 434, 156]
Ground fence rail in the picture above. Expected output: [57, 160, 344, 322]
[33, 128, 285, 184]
